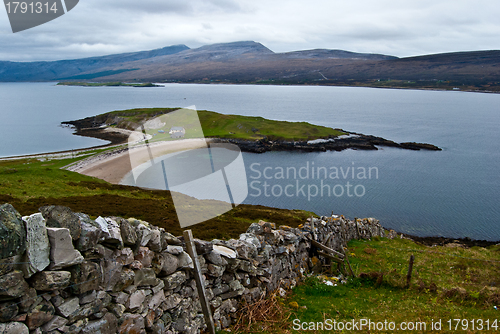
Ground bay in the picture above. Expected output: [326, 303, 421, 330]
[0, 82, 498, 240]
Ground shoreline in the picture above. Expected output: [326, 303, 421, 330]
[4, 80, 499, 95]
[65, 138, 212, 184]
[5, 111, 489, 245]
[60, 139, 496, 246]
[0, 127, 131, 161]
[1, 138, 496, 245]
[64, 80, 500, 94]
[148, 81, 500, 94]
[248, 81, 500, 94]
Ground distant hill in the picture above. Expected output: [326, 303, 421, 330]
[279, 48, 397, 60]
[1, 41, 499, 92]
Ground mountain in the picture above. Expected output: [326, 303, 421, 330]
[1, 41, 499, 92]
[72, 41, 403, 83]
[0, 41, 394, 82]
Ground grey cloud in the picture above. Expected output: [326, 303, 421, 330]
[335, 26, 417, 41]
[0, 0, 499, 61]
[85, 0, 244, 16]
[91, 0, 195, 15]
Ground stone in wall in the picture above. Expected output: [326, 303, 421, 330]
[46, 227, 84, 270]
[115, 248, 134, 266]
[118, 313, 145, 334]
[114, 268, 135, 292]
[132, 220, 154, 247]
[0, 204, 26, 259]
[26, 299, 55, 330]
[82, 312, 118, 334]
[159, 251, 178, 276]
[69, 261, 101, 294]
[40, 205, 81, 240]
[99, 248, 123, 292]
[0, 301, 18, 322]
[147, 228, 162, 252]
[0, 322, 29, 333]
[29, 271, 71, 291]
[0, 270, 30, 299]
[102, 217, 124, 248]
[135, 246, 154, 268]
[21, 213, 50, 278]
[117, 217, 137, 246]
[0, 256, 15, 276]
[177, 251, 194, 269]
[76, 213, 102, 251]
[41, 315, 68, 332]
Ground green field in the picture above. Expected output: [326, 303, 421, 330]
[198, 110, 346, 141]
[234, 237, 500, 333]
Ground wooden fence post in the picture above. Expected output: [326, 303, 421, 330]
[310, 216, 316, 241]
[184, 230, 216, 334]
[354, 218, 360, 239]
[340, 219, 347, 247]
[406, 254, 415, 288]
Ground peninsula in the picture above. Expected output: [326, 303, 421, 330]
[63, 107, 441, 154]
[61, 107, 440, 184]
[57, 81, 160, 87]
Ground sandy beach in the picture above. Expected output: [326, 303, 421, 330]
[67, 138, 210, 184]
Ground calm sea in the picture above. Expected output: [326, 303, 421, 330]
[1, 82, 499, 240]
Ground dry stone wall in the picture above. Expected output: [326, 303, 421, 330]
[0, 203, 385, 334]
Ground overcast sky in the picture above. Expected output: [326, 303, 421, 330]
[1, 0, 499, 61]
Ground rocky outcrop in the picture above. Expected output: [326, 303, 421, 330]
[0, 204, 385, 333]
[214, 134, 441, 154]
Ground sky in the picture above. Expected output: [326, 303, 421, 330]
[1, 0, 499, 62]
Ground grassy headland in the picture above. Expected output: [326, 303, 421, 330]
[64, 107, 440, 153]
[64, 107, 346, 142]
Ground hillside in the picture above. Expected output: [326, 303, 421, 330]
[0, 44, 189, 81]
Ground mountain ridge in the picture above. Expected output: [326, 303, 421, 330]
[1, 41, 499, 92]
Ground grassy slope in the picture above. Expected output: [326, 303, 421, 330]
[198, 111, 345, 141]
[239, 237, 500, 333]
[0, 158, 314, 240]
